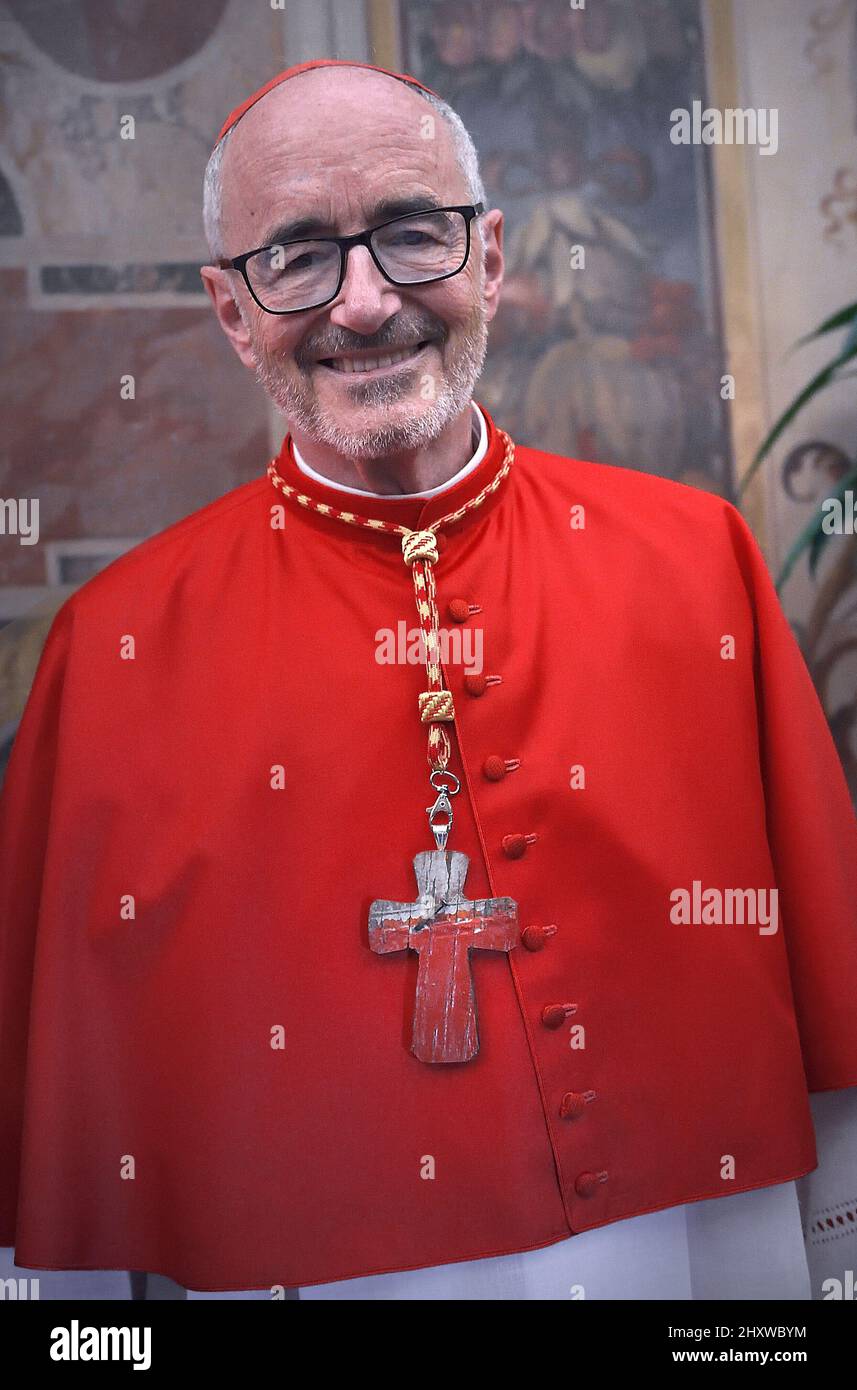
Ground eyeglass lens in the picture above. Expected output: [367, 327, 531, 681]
[245, 209, 469, 312]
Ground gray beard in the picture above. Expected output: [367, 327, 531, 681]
[245, 304, 490, 462]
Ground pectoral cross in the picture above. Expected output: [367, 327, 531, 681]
[369, 850, 519, 1063]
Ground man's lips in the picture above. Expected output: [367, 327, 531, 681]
[314, 339, 437, 377]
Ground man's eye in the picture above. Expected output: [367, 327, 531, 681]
[281, 251, 317, 273]
[265, 248, 321, 276]
[394, 230, 433, 245]
[384, 230, 449, 256]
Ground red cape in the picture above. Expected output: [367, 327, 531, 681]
[2, 403, 856, 1289]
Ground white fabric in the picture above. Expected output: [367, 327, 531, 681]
[291, 401, 488, 498]
[796, 1089, 857, 1299]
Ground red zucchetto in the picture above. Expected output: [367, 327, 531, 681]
[214, 57, 441, 147]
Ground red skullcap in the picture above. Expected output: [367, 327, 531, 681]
[214, 59, 442, 148]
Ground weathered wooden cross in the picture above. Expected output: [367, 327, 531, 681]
[369, 850, 519, 1063]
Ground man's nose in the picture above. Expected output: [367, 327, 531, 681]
[327, 244, 403, 334]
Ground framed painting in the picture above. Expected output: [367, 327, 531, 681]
[369, 0, 761, 518]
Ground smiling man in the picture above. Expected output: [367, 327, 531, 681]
[1, 59, 856, 1304]
[201, 61, 499, 493]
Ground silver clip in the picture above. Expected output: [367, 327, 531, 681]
[426, 770, 460, 852]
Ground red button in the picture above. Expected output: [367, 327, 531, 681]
[464, 673, 487, 697]
[522, 924, 557, 952]
[448, 599, 471, 623]
[483, 755, 507, 781]
[541, 1004, 568, 1028]
[502, 833, 535, 859]
[560, 1091, 588, 1120]
[574, 1171, 602, 1198]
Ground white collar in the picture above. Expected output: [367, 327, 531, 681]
[291, 402, 488, 500]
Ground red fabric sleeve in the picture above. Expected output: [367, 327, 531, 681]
[726, 503, 857, 1092]
[0, 603, 73, 1244]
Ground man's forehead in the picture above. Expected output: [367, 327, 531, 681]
[214, 58, 440, 146]
[228, 64, 445, 155]
[221, 68, 463, 242]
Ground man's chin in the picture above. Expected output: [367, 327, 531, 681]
[314, 383, 429, 427]
[297, 379, 456, 458]
[252, 346, 479, 459]
[312, 405, 444, 460]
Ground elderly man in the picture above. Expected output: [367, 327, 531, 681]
[1, 59, 855, 1303]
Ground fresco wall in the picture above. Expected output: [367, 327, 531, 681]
[401, 0, 731, 493]
[0, 0, 282, 604]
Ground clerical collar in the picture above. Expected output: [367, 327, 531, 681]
[291, 401, 488, 500]
[273, 399, 508, 537]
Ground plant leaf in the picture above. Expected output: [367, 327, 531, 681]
[739, 338, 857, 497]
[792, 300, 857, 351]
[775, 465, 857, 591]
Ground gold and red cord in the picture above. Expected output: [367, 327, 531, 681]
[267, 428, 515, 771]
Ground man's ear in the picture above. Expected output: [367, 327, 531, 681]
[199, 266, 259, 370]
[480, 208, 504, 325]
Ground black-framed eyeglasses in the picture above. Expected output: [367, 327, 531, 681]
[215, 203, 485, 314]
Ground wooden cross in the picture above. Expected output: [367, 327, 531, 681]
[369, 850, 519, 1063]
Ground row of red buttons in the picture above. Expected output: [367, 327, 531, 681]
[453, 599, 537, 860]
[524, 907, 605, 1201]
[455, 594, 607, 1203]
[537, 971, 605, 1199]
[525, 918, 605, 1200]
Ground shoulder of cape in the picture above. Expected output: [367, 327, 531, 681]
[42, 447, 768, 649]
[512, 440, 754, 542]
[56, 476, 271, 620]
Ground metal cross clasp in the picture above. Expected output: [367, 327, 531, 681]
[426, 770, 460, 852]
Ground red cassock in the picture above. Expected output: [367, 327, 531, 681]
[1, 402, 856, 1290]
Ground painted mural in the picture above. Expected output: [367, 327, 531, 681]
[401, 0, 731, 493]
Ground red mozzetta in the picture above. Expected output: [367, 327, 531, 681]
[1, 403, 855, 1290]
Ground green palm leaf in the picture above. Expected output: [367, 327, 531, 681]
[739, 307, 857, 499]
[775, 466, 857, 592]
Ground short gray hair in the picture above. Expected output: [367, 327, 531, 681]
[202, 73, 486, 261]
